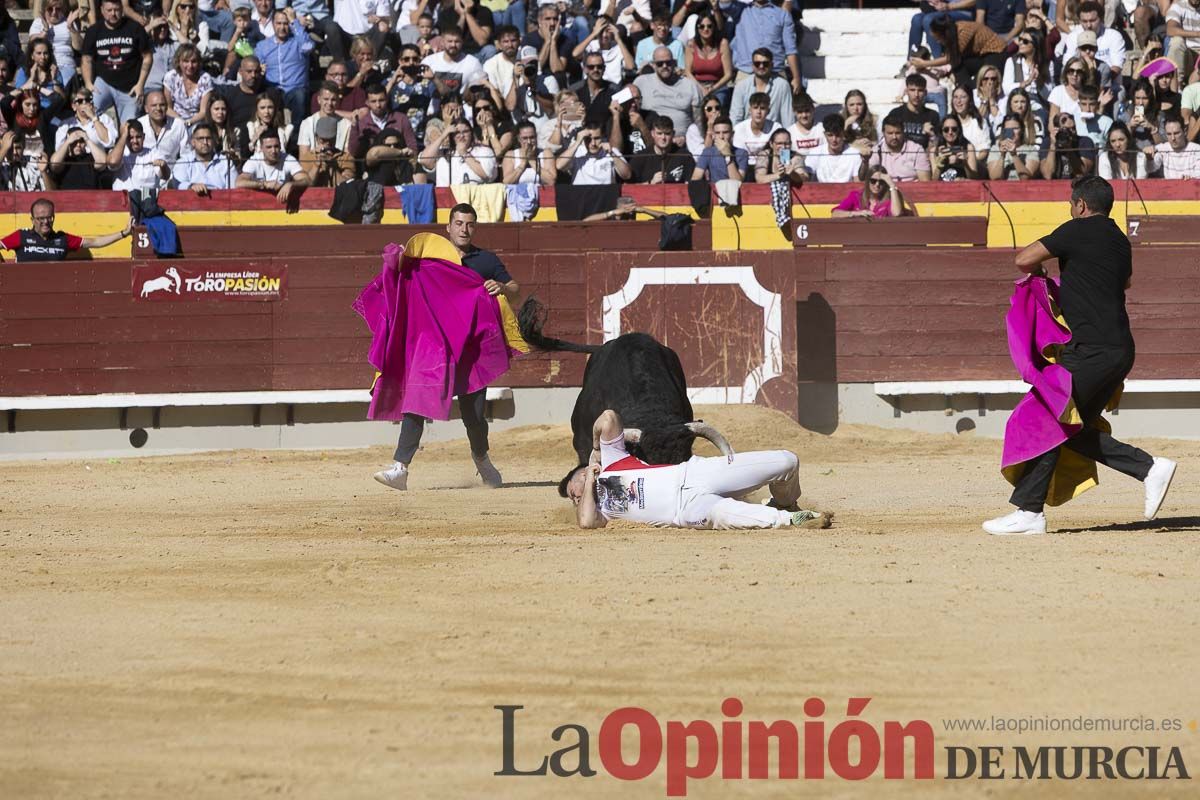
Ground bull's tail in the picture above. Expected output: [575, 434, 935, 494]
[517, 296, 601, 354]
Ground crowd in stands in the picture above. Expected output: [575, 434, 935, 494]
[0, 0, 1197, 205]
[900, 0, 1200, 182]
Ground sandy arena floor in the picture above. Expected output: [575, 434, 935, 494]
[2, 405, 1199, 799]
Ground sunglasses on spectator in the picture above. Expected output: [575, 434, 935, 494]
[705, 105, 720, 112]
[73, 96, 92, 104]
[654, 59, 675, 66]
[1018, 37, 1033, 44]
[586, 63, 604, 69]
[942, 125, 959, 132]
[1066, 68, 1083, 75]
[752, 60, 771, 67]
[980, 75, 998, 82]
[869, 178, 886, 185]
[698, 22, 714, 28]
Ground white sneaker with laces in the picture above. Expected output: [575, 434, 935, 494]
[982, 509, 1046, 536]
[373, 462, 408, 491]
[1144, 457, 1177, 520]
[473, 454, 503, 488]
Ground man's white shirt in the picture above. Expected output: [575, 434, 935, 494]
[137, 114, 188, 163]
[1057, 26, 1126, 71]
[111, 146, 166, 191]
[240, 153, 305, 184]
[732, 118, 779, 157]
[809, 141, 863, 183]
[297, 113, 352, 151]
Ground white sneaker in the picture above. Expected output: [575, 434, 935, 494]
[373, 462, 408, 491]
[982, 509, 1046, 535]
[1144, 457, 1177, 520]
[473, 454, 503, 488]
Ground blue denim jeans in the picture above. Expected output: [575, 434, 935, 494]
[491, 0, 527, 32]
[92, 75, 141, 123]
[908, 10, 974, 57]
[201, 8, 236, 42]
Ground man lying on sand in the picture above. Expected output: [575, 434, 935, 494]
[565, 409, 832, 530]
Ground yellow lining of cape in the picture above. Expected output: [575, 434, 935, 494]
[1004, 279, 1119, 507]
[392, 232, 530, 357]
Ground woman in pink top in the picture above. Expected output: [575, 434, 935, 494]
[832, 167, 915, 219]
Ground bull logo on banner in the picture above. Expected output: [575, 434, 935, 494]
[139, 266, 182, 298]
[131, 264, 288, 302]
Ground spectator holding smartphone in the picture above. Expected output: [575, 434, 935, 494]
[988, 113, 1040, 179]
[931, 114, 978, 180]
[1039, 112, 1096, 179]
[754, 128, 804, 186]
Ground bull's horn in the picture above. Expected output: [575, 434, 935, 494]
[623, 428, 643, 444]
[686, 421, 734, 459]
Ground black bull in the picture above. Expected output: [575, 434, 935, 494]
[516, 298, 733, 496]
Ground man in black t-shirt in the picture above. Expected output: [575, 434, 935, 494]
[81, 0, 153, 124]
[983, 177, 1178, 535]
[373, 203, 519, 492]
[628, 116, 695, 184]
[893, 74, 941, 149]
[1, 198, 132, 262]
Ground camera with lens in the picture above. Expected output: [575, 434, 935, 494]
[523, 62, 538, 79]
[1055, 128, 1078, 151]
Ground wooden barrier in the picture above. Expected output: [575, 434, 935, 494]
[132, 220, 711, 258]
[3, 246, 1199, 419]
[792, 217, 989, 248]
[1125, 215, 1200, 245]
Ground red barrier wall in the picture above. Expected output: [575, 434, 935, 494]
[5, 246, 1198, 421]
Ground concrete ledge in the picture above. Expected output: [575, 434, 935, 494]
[875, 380, 1200, 396]
[0, 388, 513, 411]
[0, 388, 576, 461]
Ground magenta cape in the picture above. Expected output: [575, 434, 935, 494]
[1001, 274, 1104, 505]
[352, 240, 517, 422]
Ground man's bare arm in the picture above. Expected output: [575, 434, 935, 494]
[1015, 240, 1053, 272]
[575, 465, 608, 529]
[592, 408, 622, 451]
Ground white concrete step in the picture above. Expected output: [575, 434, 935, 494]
[805, 77, 907, 107]
[802, 54, 907, 80]
[801, 8, 915, 34]
[800, 29, 909, 57]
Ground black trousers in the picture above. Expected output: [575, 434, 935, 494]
[393, 388, 490, 464]
[1010, 343, 1154, 513]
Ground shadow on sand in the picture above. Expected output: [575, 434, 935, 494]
[1055, 516, 1200, 534]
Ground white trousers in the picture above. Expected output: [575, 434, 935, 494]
[676, 450, 801, 530]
